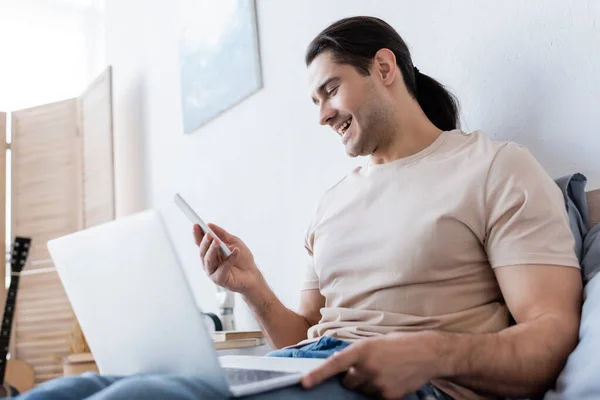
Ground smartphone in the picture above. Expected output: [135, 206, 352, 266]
[174, 193, 232, 257]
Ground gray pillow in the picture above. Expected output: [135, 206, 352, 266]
[582, 225, 600, 284]
[554, 173, 589, 261]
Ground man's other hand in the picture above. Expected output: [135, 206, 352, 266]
[302, 331, 444, 399]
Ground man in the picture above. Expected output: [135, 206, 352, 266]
[196, 16, 581, 400]
[17, 16, 581, 400]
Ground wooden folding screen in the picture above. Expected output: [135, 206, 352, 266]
[9, 67, 114, 383]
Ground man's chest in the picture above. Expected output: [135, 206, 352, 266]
[311, 178, 488, 289]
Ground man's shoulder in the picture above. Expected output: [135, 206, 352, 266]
[447, 129, 536, 171]
[461, 130, 544, 177]
[446, 129, 508, 156]
[487, 140, 551, 184]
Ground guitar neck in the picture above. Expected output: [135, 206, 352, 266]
[0, 274, 20, 383]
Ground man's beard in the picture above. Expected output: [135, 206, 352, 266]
[346, 106, 392, 157]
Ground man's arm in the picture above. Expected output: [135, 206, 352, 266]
[439, 264, 582, 397]
[244, 279, 325, 349]
[303, 264, 582, 399]
[440, 143, 583, 396]
[193, 223, 325, 349]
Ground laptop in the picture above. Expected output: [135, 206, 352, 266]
[47, 209, 324, 397]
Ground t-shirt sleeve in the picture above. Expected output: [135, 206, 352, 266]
[484, 143, 579, 269]
[302, 252, 319, 290]
[301, 217, 320, 291]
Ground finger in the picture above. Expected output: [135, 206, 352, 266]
[193, 224, 205, 246]
[358, 381, 380, 398]
[208, 223, 235, 242]
[199, 233, 214, 260]
[204, 240, 222, 275]
[302, 347, 360, 389]
[341, 366, 370, 390]
[209, 248, 239, 283]
[221, 247, 239, 267]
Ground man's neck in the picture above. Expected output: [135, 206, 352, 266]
[369, 121, 443, 165]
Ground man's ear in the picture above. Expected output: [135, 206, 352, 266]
[373, 48, 397, 87]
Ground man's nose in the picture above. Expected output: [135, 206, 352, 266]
[319, 104, 336, 126]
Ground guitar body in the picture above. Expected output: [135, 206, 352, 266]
[0, 359, 35, 397]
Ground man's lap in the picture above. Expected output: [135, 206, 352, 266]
[16, 372, 448, 400]
[15, 337, 452, 400]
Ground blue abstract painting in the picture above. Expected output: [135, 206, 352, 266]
[178, 0, 262, 134]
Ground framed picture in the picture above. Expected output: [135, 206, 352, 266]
[178, 0, 263, 134]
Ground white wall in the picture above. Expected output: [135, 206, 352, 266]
[105, 0, 600, 329]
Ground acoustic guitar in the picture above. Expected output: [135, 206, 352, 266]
[0, 237, 35, 397]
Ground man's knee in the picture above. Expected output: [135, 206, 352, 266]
[17, 373, 120, 400]
[87, 375, 226, 400]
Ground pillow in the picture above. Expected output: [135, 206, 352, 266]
[543, 230, 600, 400]
[582, 225, 600, 284]
[554, 173, 589, 261]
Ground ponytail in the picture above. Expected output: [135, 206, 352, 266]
[413, 67, 460, 131]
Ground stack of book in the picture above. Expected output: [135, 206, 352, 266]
[212, 330, 265, 350]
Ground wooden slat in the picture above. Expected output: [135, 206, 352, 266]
[588, 189, 600, 229]
[16, 322, 74, 335]
[15, 347, 69, 363]
[17, 304, 73, 317]
[79, 67, 115, 228]
[17, 289, 68, 302]
[15, 330, 71, 341]
[16, 311, 74, 325]
[20, 356, 64, 367]
[17, 338, 69, 350]
[32, 364, 63, 375]
[19, 269, 65, 285]
[18, 298, 70, 311]
[16, 347, 69, 360]
[11, 99, 82, 383]
[35, 373, 62, 383]
[17, 273, 69, 299]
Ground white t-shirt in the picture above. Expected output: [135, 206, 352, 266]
[301, 129, 579, 400]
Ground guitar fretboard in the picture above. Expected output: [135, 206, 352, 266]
[0, 275, 19, 379]
[0, 237, 31, 384]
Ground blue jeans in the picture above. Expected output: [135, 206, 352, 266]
[15, 337, 452, 399]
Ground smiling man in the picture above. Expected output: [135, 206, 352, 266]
[194, 17, 582, 400]
[16, 15, 582, 400]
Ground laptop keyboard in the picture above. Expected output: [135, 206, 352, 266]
[223, 367, 298, 386]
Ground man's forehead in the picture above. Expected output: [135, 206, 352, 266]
[307, 53, 345, 92]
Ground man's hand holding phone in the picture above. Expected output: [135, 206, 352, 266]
[178, 193, 318, 351]
[192, 223, 263, 296]
[175, 193, 266, 297]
